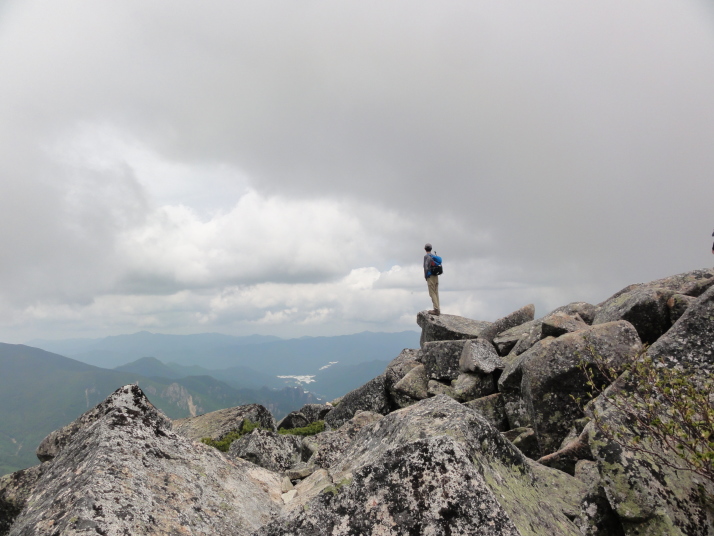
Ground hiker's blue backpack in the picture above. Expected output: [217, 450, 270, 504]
[430, 253, 443, 276]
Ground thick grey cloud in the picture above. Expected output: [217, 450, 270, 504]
[0, 1, 713, 341]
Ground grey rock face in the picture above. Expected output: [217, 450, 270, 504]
[9, 385, 284, 536]
[493, 320, 536, 355]
[260, 396, 586, 536]
[391, 363, 429, 405]
[304, 411, 383, 470]
[593, 286, 675, 344]
[648, 283, 714, 372]
[0, 465, 46, 536]
[421, 339, 470, 381]
[477, 303, 536, 343]
[521, 321, 642, 456]
[463, 393, 509, 431]
[459, 338, 504, 374]
[451, 372, 496, 401]
[323, 375, 390, 429]
[644, 267, 714, 294]
[586, 393, 714, 535]
[498, 338, 555, 429]
[551, 301, 599, 325]
[228, 429, 302, 473]
[503, 303, 599, 358]
[276, 412, 310, 431]
[384, 347, 422, 408]
[36, 383, 172, 462]
[384, 347, 421, 387]
[509, 321, 545, 356]
[293, 403, 332, 424]
[416, 311, 490, 346]
[174, 403, 276, 442]
[427, 379, 458, 398]
[540, 311, 589, 338]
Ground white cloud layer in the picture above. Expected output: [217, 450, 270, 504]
[1, 1, 713, 342]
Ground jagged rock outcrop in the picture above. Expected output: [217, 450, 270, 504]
[0, 465, 46, 536]
[5, 267, 714, 536]
[227, 429, 303, 473]
[276, 412, 310, 430]
[540, 311, 589, 338]
[421, 339, 470, 381]
[647, 282, 714, 371]
[477, 303, 535, 343]
[8, 385, 284, 536]
[258, 396, 587, 536]
[459, 338, 504, 374]
[323, 375, 390, 429]
[174, 403, 276, 441]
[390, 363, 429, 405]
[512, 321, 642, 455]
[463, 392, 509, 431]
[416, 311, 490, 345]
[302, 411, 384, 471]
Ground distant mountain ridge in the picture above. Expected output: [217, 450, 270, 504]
[27, 330, 418, 371]
[0, 344, 318, 476]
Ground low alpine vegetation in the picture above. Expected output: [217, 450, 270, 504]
[278, 420, 325, 436]
[578, 345, 714, 486]
[201, 419, 264, 452]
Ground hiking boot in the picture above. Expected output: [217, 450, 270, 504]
[428, 309, 441, 316]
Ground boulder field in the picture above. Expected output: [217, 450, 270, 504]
[2, 268, 714, 535]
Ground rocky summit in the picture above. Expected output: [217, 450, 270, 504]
[2, 267, 714, 535]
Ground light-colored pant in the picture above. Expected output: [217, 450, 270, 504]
[427, 276, 440, 311]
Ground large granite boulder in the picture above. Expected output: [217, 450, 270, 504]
[0, 465, 47, 536]
[463, 393, 509, 431]
[479, 303, 535, 343]
[416, 311, 491, 346]
[173, 403, 276, 442]
[648, 283, 714, 372]
[421, 339, 470, 381]
[643, 267, 714, 294]
[276, 411, 310, 431]
[505, 302, 600, 357]
[477, 303, 536, 343]
[585, 389, 714, 534]
[592, 286, 675, 345]
[8, 385, 283, 536]
[459, 338, 504, 374]
[323, 375, 391, 429]
[520, 321, 642, 456]
[292, 403, 332, 425]
[493, 320, 536, 355]
[540, 311, 589, 338]
[36, 383, 174, 462]
[227, 429, 303, 473]
[391, 363, 429, 406]
[383, 348, 422, 408]
[258, 395, 587, 536]
[302, 411, 384, 471]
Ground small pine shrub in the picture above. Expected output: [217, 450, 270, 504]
[200, 418, 265, 452]
[278, 420, 325, 437]
[576, 344, 714, 486]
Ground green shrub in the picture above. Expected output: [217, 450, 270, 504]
[577, 345, 714, 485]
[278, 420, 325, 437]
[200, 419, 264, 452]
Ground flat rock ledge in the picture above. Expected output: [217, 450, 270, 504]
[417, 311, 491, 346]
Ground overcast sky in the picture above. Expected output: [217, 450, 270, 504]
[1, 1, 713, 342]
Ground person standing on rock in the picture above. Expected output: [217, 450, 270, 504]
[424, 243, 442, 315]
